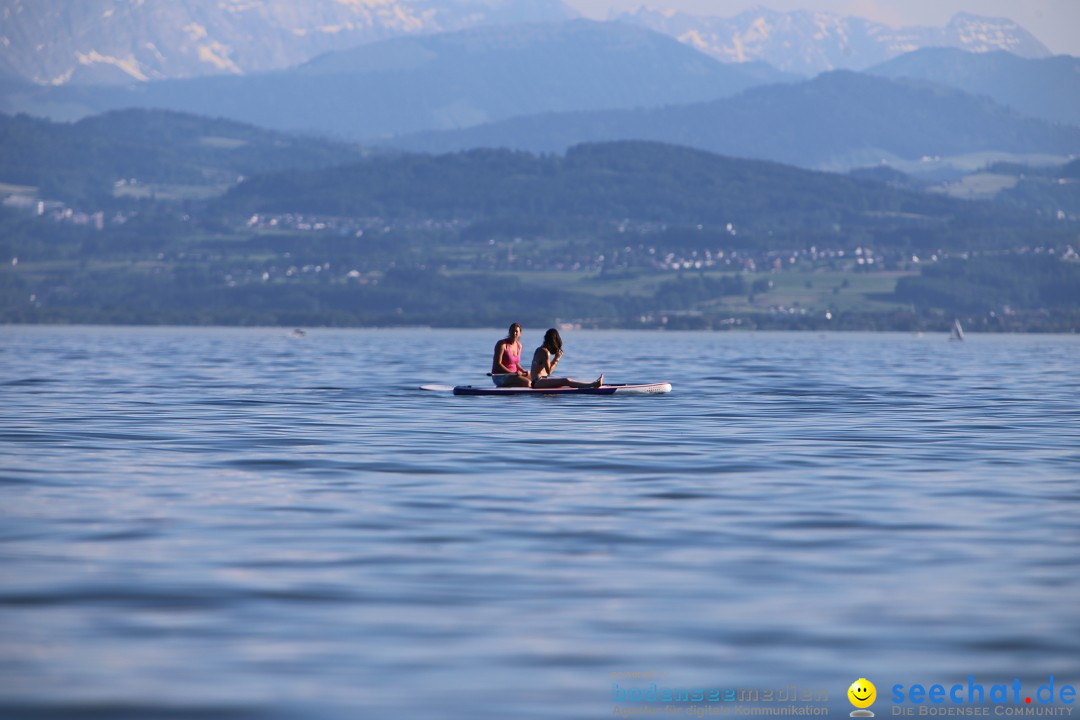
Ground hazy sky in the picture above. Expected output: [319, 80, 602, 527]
[562, 0, 1080, 56]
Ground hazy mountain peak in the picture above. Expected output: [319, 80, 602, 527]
[616, 6, 1051, 75]
[942, 12, 1048, 55]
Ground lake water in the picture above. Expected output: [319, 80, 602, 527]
[2, 327, 1078, 719]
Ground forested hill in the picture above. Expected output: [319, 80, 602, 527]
[221, 141, 1044, 243]
[5, 137, 1077, 331]
[0, 110, 363, 204]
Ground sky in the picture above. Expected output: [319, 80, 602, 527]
[562, 0, 1080, 56]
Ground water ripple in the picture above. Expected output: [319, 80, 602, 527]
[2, 328, 1078, 719]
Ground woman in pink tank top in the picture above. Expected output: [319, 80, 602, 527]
[491, 323, 531, 387]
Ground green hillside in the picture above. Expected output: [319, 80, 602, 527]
[221, 140, 1058, 250]
[2, 120, 1077, 331]
[0, 109, 364, 205]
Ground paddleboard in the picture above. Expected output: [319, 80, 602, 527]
[451, 382, 671, 396]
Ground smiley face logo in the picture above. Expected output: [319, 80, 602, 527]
[848, 678, 877, 709]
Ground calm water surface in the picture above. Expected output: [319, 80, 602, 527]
[2, 327, 1078, 719]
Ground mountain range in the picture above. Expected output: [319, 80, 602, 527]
[616, 8, 1052, 75]
[2, 18, 1077, 174]
[0, 3, 1076, 182]
[0, 0, 576, 84]
[387, 70, 1080, 171]
[0, 21, 792, 138]
[0, 0, 1055, 85]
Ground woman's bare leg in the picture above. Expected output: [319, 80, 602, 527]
[532, 374, 603, 389]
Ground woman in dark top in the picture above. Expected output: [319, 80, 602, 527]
[530, 328, 603, 389]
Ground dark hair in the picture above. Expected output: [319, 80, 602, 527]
[506, 323, 521, 340]
[543, 328, 562, 355]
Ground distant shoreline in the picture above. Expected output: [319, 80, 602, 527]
[4, 319, 1077, 334]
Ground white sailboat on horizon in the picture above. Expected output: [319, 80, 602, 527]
[950, 318, 965, 341]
